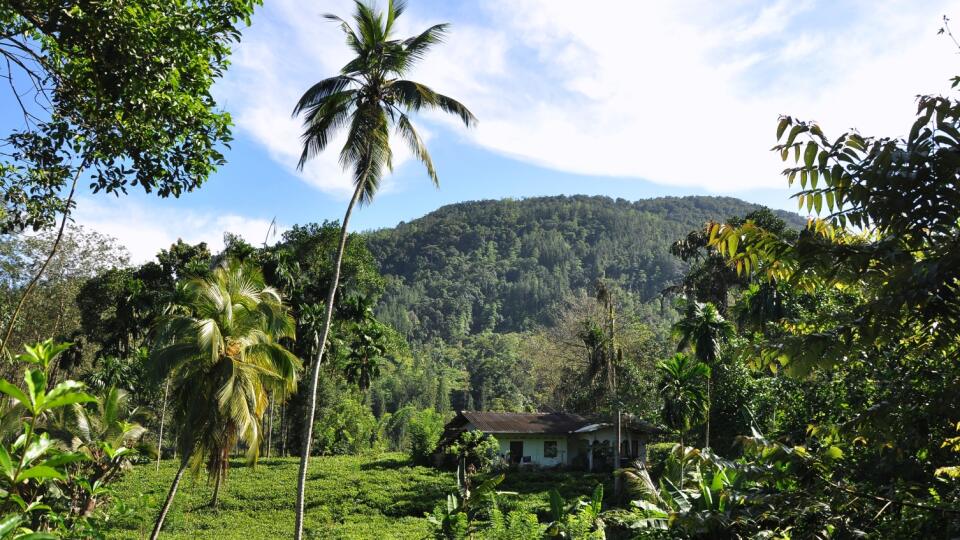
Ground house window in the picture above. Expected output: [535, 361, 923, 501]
[544, 440, 558, 458]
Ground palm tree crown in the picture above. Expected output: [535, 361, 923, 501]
[673, 301, 735, 365]
[151, 259, 301, 498]
[657, 353, 709, 446]
[293, 0, 476, 203]
[672, 301, 734, 449]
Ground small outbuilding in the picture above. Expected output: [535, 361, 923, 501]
[437, 411, 662, 470]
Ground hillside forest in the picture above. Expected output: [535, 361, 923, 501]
[1, 1, 959, 539]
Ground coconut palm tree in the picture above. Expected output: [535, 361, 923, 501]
[657, 353, 709, 449]
[290, 1, 475, 535]
[672, 301, 734, 449]
[148, 259, 300, 539]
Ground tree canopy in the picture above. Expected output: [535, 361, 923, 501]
[0, 0, 259, 232]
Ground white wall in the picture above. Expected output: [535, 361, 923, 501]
[497, 435, 568, 467]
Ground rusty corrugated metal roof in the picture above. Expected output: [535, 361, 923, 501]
[461, 411, 591, 434]
[457, 411, 664, 435]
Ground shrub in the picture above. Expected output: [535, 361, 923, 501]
[446, 431, 500, 473]
[646, 442, 678, 477]
[312, 394, 380, 455]
[409, 408, 446, 465]
[0, 340, 149, 537]
[485, 507, 542, 539]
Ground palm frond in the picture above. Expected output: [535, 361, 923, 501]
[340, 105, 393, 205]
[353, 0, 385, 47]
[323, 13, 363, 55]
[434, 93, 477, 127]
[384, 0, 406, 35]
[389, 79, 437, 110]
[292, 75, 354, 116]
[297, 90, 356, 170]
[150, 342, 200, 380]
[399, 23, 448, 67]
[396, 114, 438, 186]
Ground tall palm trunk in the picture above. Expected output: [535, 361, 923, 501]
[150, 458, 189, 540]
[294, 181, 365, 540]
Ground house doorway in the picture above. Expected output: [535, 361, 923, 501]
[509, 441, 523, 464]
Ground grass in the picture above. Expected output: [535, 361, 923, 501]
[103, 454, 609, 539]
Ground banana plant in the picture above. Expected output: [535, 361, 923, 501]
[427, 474, 513, 539]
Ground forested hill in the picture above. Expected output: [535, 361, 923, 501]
[365, 195, 804, 341]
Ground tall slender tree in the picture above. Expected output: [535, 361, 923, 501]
[290, 1, 475, 537]
[148, 259, 300, 539]
[672, 301, 734, 449]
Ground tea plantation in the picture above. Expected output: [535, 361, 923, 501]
[104, 454, 608, 539]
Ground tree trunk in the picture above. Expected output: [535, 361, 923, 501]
[281, 402, 286, 457]
[0, 168, 81, 353]
[294, 181, 365, 540]
[705, 376, 712, 449]
[613, 408, 622, 498]
[150, 458, 189, 540]
[211, 472, 223, 509]
[267, 392, 274, 459]
[614, 409, 622, 472]
[157, 378, 170, 471]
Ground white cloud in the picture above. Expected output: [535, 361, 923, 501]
[72, 197, 286, 264]
[218, 0, 425, 199]
[222, 0, 960, 193]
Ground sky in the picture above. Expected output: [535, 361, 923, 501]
[5, 0, 960, 262]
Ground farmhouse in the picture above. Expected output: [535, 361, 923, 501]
[438, 411, 662, 470]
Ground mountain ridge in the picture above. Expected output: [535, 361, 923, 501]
[365, 194, 803, 341]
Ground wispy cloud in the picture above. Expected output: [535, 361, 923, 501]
[222, 0, 960, 193]
[72, 196, 285, 263]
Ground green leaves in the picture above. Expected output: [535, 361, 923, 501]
[2, 1, 258, 232]
[0, 382, 30, 413]
[2, 371, 94, 417]
[15, 341, 72, 369]
[0, 432, 85, 486]
[803, 141, 817, 168]
[0, 515, 22, 537]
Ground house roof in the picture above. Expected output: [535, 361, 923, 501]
[454, 411, 663, 436]
[461, 411, 591, 435]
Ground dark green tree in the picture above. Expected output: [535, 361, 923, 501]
[657, 353, 708, 448]
[672, 301, 734, 449]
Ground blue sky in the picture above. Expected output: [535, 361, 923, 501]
[5, 0, 960, 261]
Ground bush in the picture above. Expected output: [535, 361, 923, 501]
[0, 340, 150, 537]
[312, 394, 380, 455]
[446, 431, 500, 473]
[409, 408, 446, 465]
[646, 442, 678, 477]
[485, 507, 542, 539]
